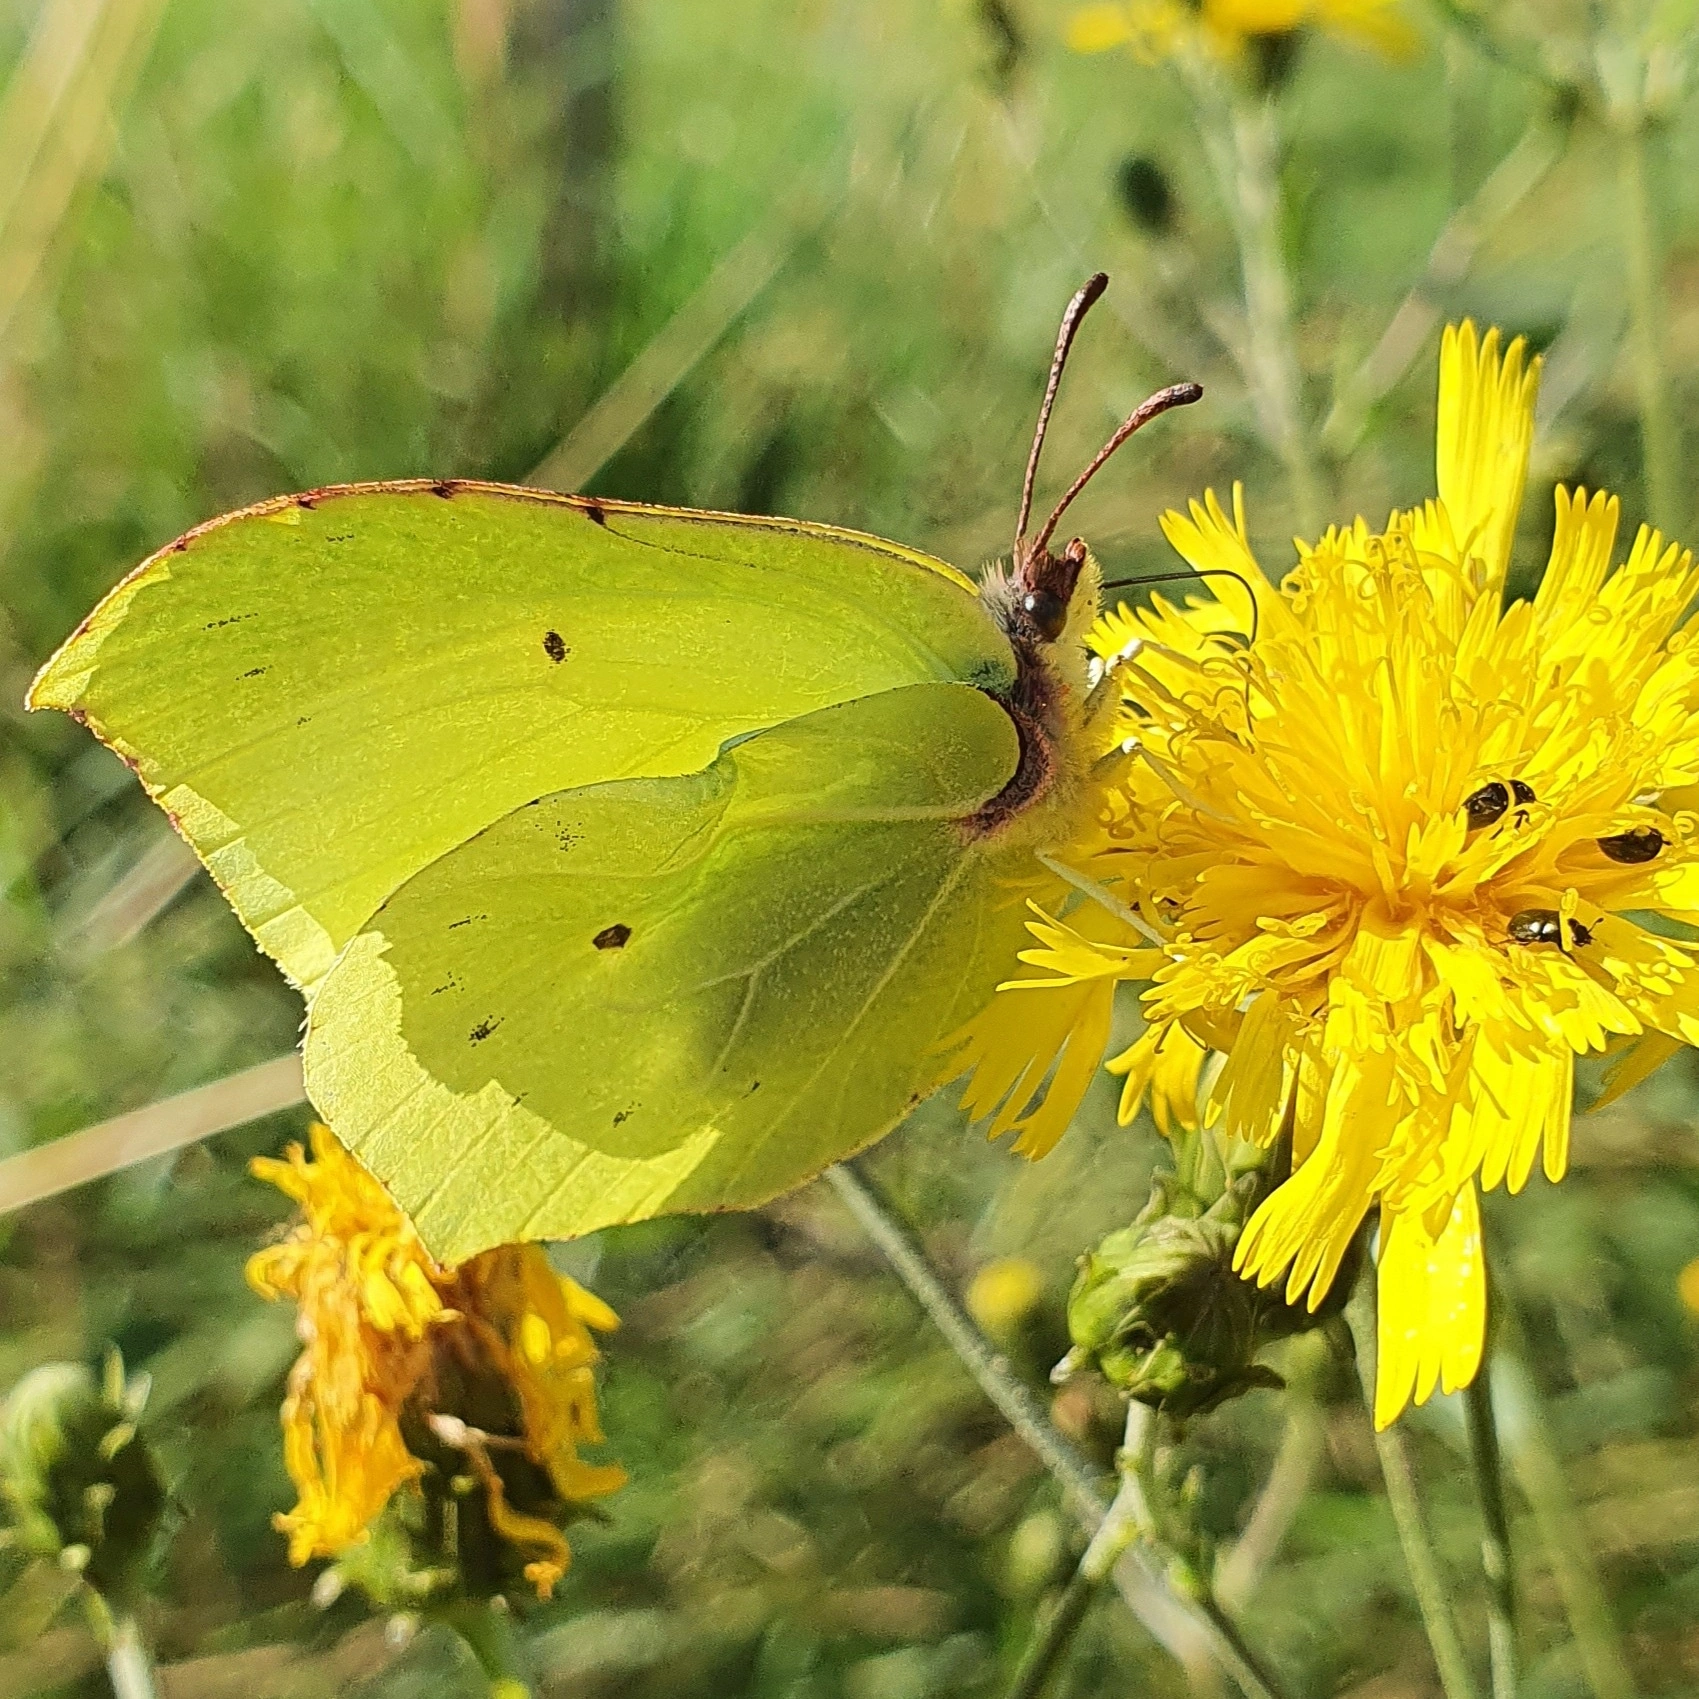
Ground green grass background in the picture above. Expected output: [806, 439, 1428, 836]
[2, 0, 1698, 1693]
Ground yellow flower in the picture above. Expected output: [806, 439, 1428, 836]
[248, 1124, 624, 1597]
[1067, 0, 1415, 64]
[977, 322, 1699, 1427]
[967, 1257, 1047, 1336]
[1681, 1257, 1699, 1317]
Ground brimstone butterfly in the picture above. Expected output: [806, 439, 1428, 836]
[28, 275, 1199, 1262]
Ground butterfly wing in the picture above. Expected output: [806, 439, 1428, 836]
[28, 481, 1015, 992]
[304, 681, 1032, 1260]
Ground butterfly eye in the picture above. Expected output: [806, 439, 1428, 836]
[1021, 588, 1069, 641]
[1597, 826, 1664, 863]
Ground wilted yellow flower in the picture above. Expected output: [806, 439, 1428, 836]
[248, 1124, 624, 1598]
[970, 322, 1699, 1427]
[1067, 0, 1414, 65]
[967, 1257, 1047, 1336]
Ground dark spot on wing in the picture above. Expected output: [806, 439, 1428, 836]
[431, 973, 463, 996]
[238, 667, 269, 679]
[469, 1016, 503, 1044]
[556, 828, 578, 852]
[746, 1080, 761, 1096]
[582, 501, 607, 527]
[593, 923, 632, 950]
[325, 532, 355, 544]
[612, 1106, 634, 1126]
[543, 630, 568, 663]
[295, 716, 311, 727]
[448, 914, 488, 930]
[203, 613, 257, 630]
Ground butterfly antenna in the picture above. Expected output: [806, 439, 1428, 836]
[1014, 272, 1109, 560]
[1030, 382, 1203, 561]
[1100, 565, 1260, 651]
[1100, 564, 1260, 723]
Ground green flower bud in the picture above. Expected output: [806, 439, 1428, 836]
[0, 1351, 165, 1606]
[1061, 1173, 1328, 1419]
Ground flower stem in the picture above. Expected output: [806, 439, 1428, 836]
[102, 1615, 160, 1699]
[1005, 1405, 1153, 1699]
[1615, 117, 1681, 538]
[828, 1158, 1292, 1699]
[1341, 1279, 1481, 1699]
[1493, 1321, 1639, 1699]
[824, 1160, 1107, 1530]
[1189, 62, 1323, 538]
[1005, 1570, 1098, 1699]
[82, 1592, 159, 1699]
[442, 1601, 534, 1699]
[1464, 1364, 1518, 1699]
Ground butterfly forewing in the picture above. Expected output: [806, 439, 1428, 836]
[28, 482, 1015, 993]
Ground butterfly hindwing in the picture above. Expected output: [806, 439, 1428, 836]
[304, 682, 1033, 1260]
[28, 482, 1015, 993]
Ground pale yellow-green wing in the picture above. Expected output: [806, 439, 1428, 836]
[28, 480, 1013, 992]
[304, 682, 1033, 1262]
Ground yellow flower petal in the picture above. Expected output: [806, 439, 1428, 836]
[1375, 1185, 1485, 1428]
[1434, 321, 1540, 591]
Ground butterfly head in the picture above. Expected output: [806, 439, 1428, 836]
[981, 532, 1101, 657]
[967, 278, 1199, 843]
[992, 273, 1199, 666]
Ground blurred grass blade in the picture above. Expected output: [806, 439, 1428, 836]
[1215, 1389, 1327, 1611]
[307, 0, 457, 174]
[55, 829, 200, 959]
[526, 164, 843, 493]
[0, 0, 168, 348]
[1496, 1338, 1640, 1699]
[1322, 119, 1561, 455]
[0, 1055, 305, 1217]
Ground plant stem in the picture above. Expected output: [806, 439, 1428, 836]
[1615, 117, 1681, 538]
[1342, 1279, 1481, 1699]
[1493, 1326, 1639, 1699]
[1189, 62, 1322, 537]
[829, 1158, 1292, 1699]
[442, 1601, 534, 1699]
[1125, 1405, 1293, 1699]
[1006, 1570, 1099, 1699]
[82, 1592, 159, 1699]
[102, 1614, 159, 1699]
[1191, 1595, 1290, 1699]
[1465, 1364, 1518, 1699]
[825, 1160, 1108, 1530]
[1005, 1404, 1155, 1699]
